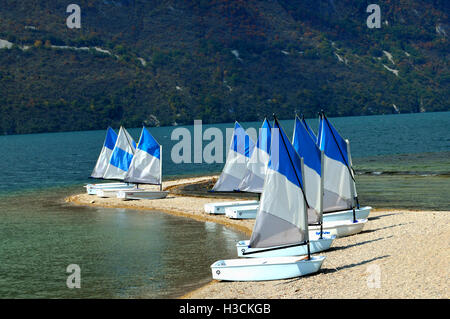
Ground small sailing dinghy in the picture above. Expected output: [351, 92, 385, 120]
[225, 204, 259, 219]
[204, 200, 259, 215]
[317, 112, 371, 226]
[293, 115, 366, 238]
[223, 118, 272, 220]
[95, 126, 138, 198]
[211, 117, 325, 281]
[236, 116, 336, 257]
[86, 127, 135, 195]
[204, 121, 256, 214]
[116, 126, 168, 200]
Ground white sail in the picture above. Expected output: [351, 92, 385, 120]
[292, 116, 322, 224]
[249, 119, 309, 249]
[211, 121, 255, 192]
[318, 114, 355, 212]
[237, 118, 271, 193]
[124, 127, 161, 185]
[103, 126, 136, 180]
[91, 127, 117, 178]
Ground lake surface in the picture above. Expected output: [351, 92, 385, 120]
[0, 111, 449, 298]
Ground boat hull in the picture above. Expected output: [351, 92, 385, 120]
[236, 236, 334, 258]
[211, 256, 325, 281]
[117, 190, 169, 200]
[96, 187, 137, 198]
[323, 206, 371, 222]
[85, 183, 134, 195]
[309, 219, 367, 238]
[204, 200, 259, 215]
[225, 205, 258, 219]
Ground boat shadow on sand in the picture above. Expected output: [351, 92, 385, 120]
[320, 255, 391, 275]
[358, 222, 413, 235]
[326, 236, 393, 253]
[368, 212, 403, 221]
[276, 255, 390, 285]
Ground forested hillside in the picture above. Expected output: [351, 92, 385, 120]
[0, 0, 448, 134]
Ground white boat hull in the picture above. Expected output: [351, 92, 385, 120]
[117, 190, 169, 200]
[204, 200, 259, 215]
[323, 206, 371, 222]
[225, 205, 259, 219]
[96, 187, 137, 198]
[309, 219, 367, 238]
[85, 183, 134, 195]
[211, 255, 325, 281]
[236, 235, 334, 257]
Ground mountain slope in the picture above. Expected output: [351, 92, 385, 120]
[0, 0, 448, 134]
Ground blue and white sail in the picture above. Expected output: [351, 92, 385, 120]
[91, 127, 118, 178]
[103, 126, 136, 180]
[237, 118, 272, 193]
[318, 114, 356, 213]
[124, 127, 162, 185]
[292, 117, 322, 224]
[249, 119, 309, 249]
[211, 121, 256, 192]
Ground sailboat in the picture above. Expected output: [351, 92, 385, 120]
[96, 126, 138, 198]
[313, 112, 371, 224]
[294, 115, 366, 238]
[236, 116, 335, 257]
[116, 126, 168, 200]
[204, 121, 257, 215]
[86, 127, 134, 195]
[211, 117, 325, 281]
[225, 118, 272, 219]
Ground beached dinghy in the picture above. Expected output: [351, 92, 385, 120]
[117, 127, 168, 200]
[236, 116, 339, 257]
[96, 187, 137, 198]
[117, 189, 168, 200]
[292, 115, 367, 236]
[94, 126, 137, 197]
[225, 205, 258, 219]
[206, 118, 272, 217]
[204, 200, 259, 215]
[204, 121, 257, 212]
[309, 219, 368, 238]
[86, 127, 135, 194]
[236, 235, 333, 258]
[317, 112, 371, 224]
[86, 182, 134, 195]
[225, 204, 259, 219]
[211, 117, 325, 281]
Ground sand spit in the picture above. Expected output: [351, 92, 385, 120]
[66, 176, 450, 299]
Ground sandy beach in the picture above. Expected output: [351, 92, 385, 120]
[66, 176, 450, 299]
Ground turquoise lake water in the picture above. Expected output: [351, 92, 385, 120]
[0, 111, 449, 298]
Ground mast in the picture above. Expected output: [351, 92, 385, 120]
[300, 157, 311, 260]
[319, 150, 324, 239]
[346, 139, 357, 222]
[159, 144, 163, 191]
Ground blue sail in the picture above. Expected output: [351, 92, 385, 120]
[237, 118, 272, 193]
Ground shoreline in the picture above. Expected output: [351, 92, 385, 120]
[66, 176, 450, 299]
